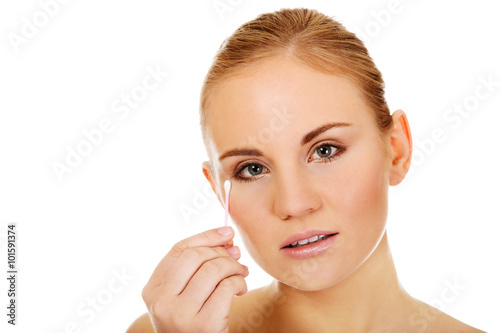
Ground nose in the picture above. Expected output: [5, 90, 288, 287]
[272, 167, 322, 220]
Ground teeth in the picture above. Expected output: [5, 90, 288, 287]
[288, 234, 329, 248]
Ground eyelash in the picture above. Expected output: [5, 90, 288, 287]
[232, 142, 345, 183]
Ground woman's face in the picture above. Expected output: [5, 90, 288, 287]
[203, 57, 393, 290]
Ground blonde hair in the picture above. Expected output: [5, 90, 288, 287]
[200, 8, 393, 141]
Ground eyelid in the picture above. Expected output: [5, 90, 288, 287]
[232, 158, 268, 175]
[309, 140, 344, 156]
[231, 159, 270, 182]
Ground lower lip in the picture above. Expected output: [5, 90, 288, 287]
[280, 233, 338, 259]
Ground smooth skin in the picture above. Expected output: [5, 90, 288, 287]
[128, 57, 484, 332]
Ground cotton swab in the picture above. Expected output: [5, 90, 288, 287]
[224, 180, 231, 227]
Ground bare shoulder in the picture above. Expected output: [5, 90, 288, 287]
[126, 312, 155, 333]
[429, 311, 485, 332]
[228, 286, 262, 327]
[410, 299, 485, 333]
[228, 285, 281, 333]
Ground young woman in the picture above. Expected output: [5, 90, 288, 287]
[128, 8, 483, 332]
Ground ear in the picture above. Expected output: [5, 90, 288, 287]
[389, 110, 412, 186]
[202, 161, 223, 205]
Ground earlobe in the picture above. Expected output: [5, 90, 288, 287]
[389, 110, 413, 186]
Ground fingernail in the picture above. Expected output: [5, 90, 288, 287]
[226, 246, 239, 255]
[218, 226, 233, 236]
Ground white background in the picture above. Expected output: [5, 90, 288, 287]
[1, 0, 499, 332]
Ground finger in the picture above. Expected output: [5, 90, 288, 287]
[147, 227, 235, 284]
[179, 257, 249, 313]
[197, 275, 248, 323]
[165, 245, 242, 295]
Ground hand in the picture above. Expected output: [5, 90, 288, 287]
[142, 226, 249, 333]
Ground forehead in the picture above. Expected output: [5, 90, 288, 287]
[204, 57, 374, 153]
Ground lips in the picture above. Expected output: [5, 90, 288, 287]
[279, 230, 337, 249]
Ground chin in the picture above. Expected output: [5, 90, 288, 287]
[276, 262, 356, 291]
[250, 245, 357, 291]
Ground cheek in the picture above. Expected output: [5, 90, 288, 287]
[227, 182, 272, 258]
[323, 146, 389, 243]
[229, 182, 270, 221]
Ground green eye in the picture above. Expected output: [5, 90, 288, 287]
[246, 164, 263, 176]
[233, 162, 269, 183]
[316, 145, 333, 158]
[311, 144, 341, 162]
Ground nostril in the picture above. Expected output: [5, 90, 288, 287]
[280, 214, 291, 221]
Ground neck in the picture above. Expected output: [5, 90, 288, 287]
[267, 231, 414, 332]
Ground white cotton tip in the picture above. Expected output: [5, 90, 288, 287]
[223, 180, 232, 227]
[224, 180, 231, 199]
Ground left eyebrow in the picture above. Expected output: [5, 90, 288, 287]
[301, 122, 352, 146]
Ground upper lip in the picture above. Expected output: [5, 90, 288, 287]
[279, 229, 337, 249]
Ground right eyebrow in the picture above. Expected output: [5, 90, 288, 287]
[301, 122, 352, 146]
[218, 148, 264, 162]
